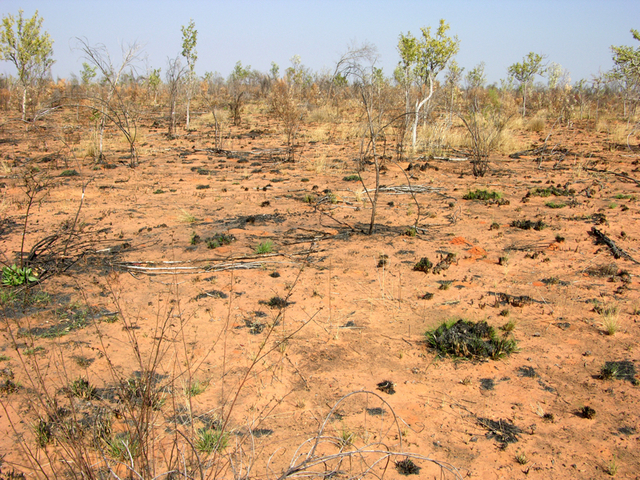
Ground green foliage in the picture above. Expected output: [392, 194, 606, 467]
[0, 9, 54, 87]
[343, 174, 361, 181]
[545, 201, 566, 209]
[466, 61, 486, 89]
[426, 319, 518, 360]
[255, 240, 274, 254]
[80, 61, 96, 85]
[195, 428, 228, 454]
[106, 433, 139, 461]
[60, 169, 79, 177]
[610, 29, 640, 99]
[184, 379, 207, 397]
[69, 377, 96, 400]
[508, 52, 546, 116]
[2, 264, 38, 286]
[463, 189, 502, 201]
[413, 257, 432, 273]
[180, 19, 198, 71]
[34, 419, 52, 447]
[398, 19, 460, 84]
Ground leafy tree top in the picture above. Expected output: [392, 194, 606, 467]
[0, 9, 54, 87]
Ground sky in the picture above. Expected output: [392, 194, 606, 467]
[1, 0, 639, 86]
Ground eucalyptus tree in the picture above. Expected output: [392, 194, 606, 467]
[508, 52, 546, 117]
[0, 9, 54, 120]
[397, 19, 459, 150]
[181, 19, 197, 129]
[610, 29, 640, 119]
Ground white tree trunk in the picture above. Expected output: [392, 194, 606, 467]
[411, 73, 434, 150]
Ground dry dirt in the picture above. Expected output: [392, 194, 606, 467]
[1, 111, 639, 479]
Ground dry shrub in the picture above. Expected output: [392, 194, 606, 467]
[526, 117, 546, 132]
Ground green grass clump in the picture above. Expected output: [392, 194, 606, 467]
[60, 169, 80, 177]
[545, 201, 566, 209]
[463, 189, 502, 201]
[426, 319, 517, 360]
[255, 240, 274, 254]
[195, 428, 228, 454]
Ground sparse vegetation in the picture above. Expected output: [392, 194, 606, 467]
[255, 240, 274, 254]
[426, 319, 518, 360]
[463, 189, 502, 201]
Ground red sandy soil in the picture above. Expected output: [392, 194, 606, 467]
[1, 111, 639, 479]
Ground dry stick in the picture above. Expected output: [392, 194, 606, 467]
[63, 179, 91, 257]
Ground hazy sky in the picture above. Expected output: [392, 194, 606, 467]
[1, 0, 639, 85]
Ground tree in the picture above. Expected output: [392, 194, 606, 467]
[166, 57, 186, 137]
[80, 61, 96, 86]
[147, 67, 161, 104]
[397, 19, 460, 150]
[228, 61, 251, 125]
[508, 52, 546, 117]
[181, 19, 198, 129]
[610, 29, 640, 119]
[335, 43, 391, 234]
[76, 38, 143, 165]
[0, 9, 54, 120]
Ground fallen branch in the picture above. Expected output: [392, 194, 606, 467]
[589, 227, 639, 264]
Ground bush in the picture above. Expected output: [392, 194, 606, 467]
[426, 319, 517, 360]
[463, 189, 502, 201]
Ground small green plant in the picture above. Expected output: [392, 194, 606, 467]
[601, 363, 619, 380]
[343, 174, 361, 181]
[179, 209, 197, 223]
[404, 226, 417, 237]
[69, 377, 96, 400]
[500, 319, 517, 333]
[545, 201, 566, 209]
[0, 354, 10, 361]
[515, 451, 529, 465]
[489, 222, 500, 230]
[184, 379, 207, 397]
[153, 189, 165, 194]
[608, 203, 618, 209]
[190, 232, 201, 245]
[339, 424, 355, 446]
[2, 264, 38, 286]
[605, 457, 618, 476]
[439, 281, 452, 291]
[60, 169, 79, 177]
[34, 419, 52, 447]
[255, 240, 274, 254]
[302, 194, 315, 204]
[106, 433, 140, 461]
[195, 427, 228, 454]
[23, 346, 45, 356]
[555, 235, 565, 243]
[413, 257, 432, 273]
[615, 193, 636, 200]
